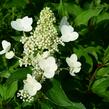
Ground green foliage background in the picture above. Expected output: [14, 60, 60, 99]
[0, 0, 109, 109]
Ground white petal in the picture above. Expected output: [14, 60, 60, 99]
[11, 16, 33, 32]
[5, 51, 15, 59]
[61, 31, 79, 42]
[0, 40, 11, 55]
[0, 50, 6, 55]
[22, 16, 33, 25]
[11, 19, 23, 31]
[2, 40, 11, 52]
[59, 16, 69, 29]
[44, 71, 55, 78]
[61, 35, 69, 42]
[73, 67, 81, 73]
[70, 54, 78, 62]
[70, 32, 79, 41]
[68, 25, 74, 32]
[70, 72, 76, 76]
[39, 59, 47, 70]
[21, 16, 33, 32]
[66, 57, 73, 67]
[60, 25, 72, 35]
[74, 62, 81, 67]
[22, 26, 32, 32]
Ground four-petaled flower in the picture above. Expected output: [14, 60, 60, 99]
[0, 40, 14, 59]
[66, 54, 81, 76]
[38, 56, 58, 78]
[59, 16, 79, 42]
[23, 74, 42, 96]
[11, 16, 33, 32]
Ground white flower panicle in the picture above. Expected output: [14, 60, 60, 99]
[0, 40, 14, 59]
[11, 16, 33, 32]
[19, 7, 62, 80]
[66, 54, 81, 76]
[33, 7, 60, 51]
[60, 16, 79, 42]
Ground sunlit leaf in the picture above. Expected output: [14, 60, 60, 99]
[96, 66, 109, 77]
[74, 8, 102, 26]
[103, 46, 109, 64]
[6, 81, 18, 100]
[92, 77, 109, 101]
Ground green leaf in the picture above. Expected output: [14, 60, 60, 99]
[0, 84, 7, 101]
[57, 1, 68, 16]
[6, 81, 18, 100]
[96, 13, 109, 24]
[103, 46, 109, 64]
[45, 79, 86, 109]
[74, 8, 102, 26]
[40, 100, 53, 109]
[74, 46, 93, 73]
[11, 36, 21, 42]
[64, 3, 83, 17]
[96, 67, 109, 77]
[85, 46, 103, 61]
[15, 107, 21, 109]
[5, 0, 28, 8]
[56, 2, 83, 17]
[0, 85, 4, 99]
[91, 77, 109, 101]
[6, 67, 32, 84]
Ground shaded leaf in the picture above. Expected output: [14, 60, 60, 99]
[45, 79, 86, 109]
[40, 100, 53, 109]
[6, 67, 32, 84]
[74, 46, 93, 73]
[5, 0, 28, 8]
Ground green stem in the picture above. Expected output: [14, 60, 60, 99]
[2, 56, 8, 69]
[9, 61, 19, 72]
[88, 65, 104, 90]
[0, 101, 3, 109]
[59, 67, 69, 71]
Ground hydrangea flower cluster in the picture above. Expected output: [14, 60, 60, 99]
[19, 7, 63, 80]
[7, 7, 82, 102]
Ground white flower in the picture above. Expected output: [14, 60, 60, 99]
[23, 74, 41, 96]
[66, 54, 81, 76]
[11, 16, 33, 32]
[59, 16, 79, 42]
[0, 40, 14, 59]
[38, 56, 57, 78]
